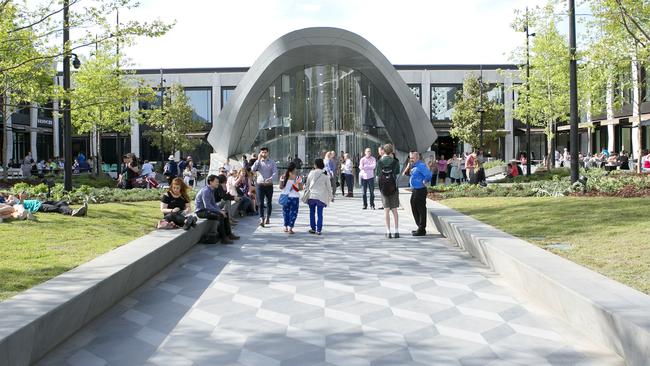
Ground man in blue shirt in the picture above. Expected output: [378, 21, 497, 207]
[251, 147, 278, 227]
[406, 151, 432, 236]
[195, 175, 239, 244]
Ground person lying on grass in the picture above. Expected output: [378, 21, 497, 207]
[11, 191, 88, 218]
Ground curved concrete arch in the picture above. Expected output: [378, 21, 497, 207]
[208, 27, 437, 161]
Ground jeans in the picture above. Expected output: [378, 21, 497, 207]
[256, 184, 274, 219]
[163, 212, 187, 226]
[410, 187, 428, 232]
[345, 174, 354, 194]
[282, 197, 299, 228]
[309, 203, 324, 232]
[361, 178, 375, 208]
[237, 196, 252, 215]
[39, 200, 72, 215]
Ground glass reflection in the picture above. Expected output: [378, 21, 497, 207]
[239, 65, 396, 165]
[184, 88, 212, 123]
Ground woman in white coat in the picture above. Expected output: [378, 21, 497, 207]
[303, 158, 333, 235]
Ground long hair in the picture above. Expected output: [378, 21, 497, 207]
[280, 162, 297, 189]
[169, 177, 190, 203]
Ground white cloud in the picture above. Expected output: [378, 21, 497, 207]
[119, 0, 554, 69]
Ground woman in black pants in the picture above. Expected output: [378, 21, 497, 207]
[160, 177, 196, 229]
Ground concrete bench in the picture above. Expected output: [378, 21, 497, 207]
[427, 202, 650, 366]
[0, 220, 212, 366]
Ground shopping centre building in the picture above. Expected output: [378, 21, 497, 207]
[1, 27, 648, 168]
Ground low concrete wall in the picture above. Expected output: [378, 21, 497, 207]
[428, 202, 650, 366]
[0, 220, 211, 366]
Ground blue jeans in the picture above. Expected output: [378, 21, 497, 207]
[362, 178, 375, 208]
[309, 202, 324, 232]
[282, 197, 299, 228]
[345, 174, 354, 194]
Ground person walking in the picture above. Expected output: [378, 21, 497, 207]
[303, 159, 332, 235]
[406, 151, 432, 236]
[342, 153, 354, 197]
[359, 147, 377, 209]
[324, 151, 338, 200]
[279, 162, 303, 234]
[251, 147, 278, 227]
[376, 144, 401, 238]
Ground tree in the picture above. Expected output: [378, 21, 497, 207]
[70, 46, 155, 174]
[589, 0, 650, 172]
[450, 75, 504, 149]
[143, 84, 205, 157]
[511, 5, 570, 169]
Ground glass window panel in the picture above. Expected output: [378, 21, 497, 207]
[431, 85, 462, 121]
[221, 86, 236, 110]
[408, 84, 421, 103]
[184, 88, 212, 123]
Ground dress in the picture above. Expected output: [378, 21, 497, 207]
[449, 159, 462, 181]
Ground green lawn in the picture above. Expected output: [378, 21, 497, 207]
[441, 197, 650, 295]
[0, 201, 161, 301]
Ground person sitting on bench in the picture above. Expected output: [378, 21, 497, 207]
[195, 174, 240, 244]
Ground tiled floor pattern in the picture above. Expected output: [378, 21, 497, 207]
[38, 191, 623, 365]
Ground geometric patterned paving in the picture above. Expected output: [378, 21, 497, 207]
[37, 192, 623, 366]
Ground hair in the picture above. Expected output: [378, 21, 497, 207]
[383, 144, 394, 155]
[217, 174, 227, 184]
[314, 158, 325, 170]
[280, 162, 297, 189]
[260, 147, 269, 152]
[169, 177, 190, 202]
[207, 174, 218, 185]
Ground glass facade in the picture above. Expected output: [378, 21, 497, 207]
[240, 65, 395, 165]
[184, 88, 212, 124]
[221, 86, 236, 110]
[431, 84, 461, 121]
[408, 84, 421, 104]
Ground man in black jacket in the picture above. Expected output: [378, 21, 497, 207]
[213, 174, 239, 225]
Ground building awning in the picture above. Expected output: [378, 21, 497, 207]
[600, 118, 620, 126]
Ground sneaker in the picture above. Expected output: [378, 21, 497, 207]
[309, 229, 316, 234]
[394, 233, 400, 239]
[228, 234, 240, 240]
[71, 206, 87, 217]
[259, 218, 265, 228]
[316, 231, 322, 236]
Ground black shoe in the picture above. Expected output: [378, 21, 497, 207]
[309, 229, 316, 234]
[386, 233, 392, 239]
[228, 234, 240, 240]
[394, 233, 400, 238]
[412, 230, 426, 237]
[377, 206, 383, 210]
[221, 237, 234, 244]
[370, 206, 375, 210]
[183, 218, 193, 230]
[259, 218, 265, 228]
[362, 206, 367, 210]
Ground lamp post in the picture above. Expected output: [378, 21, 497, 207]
[62, 0, 81, 191]
[568, 0, 579, 183]
[158, 69, 166, 164]
[478, 65, 484, 150]
[525, 7, 535, 176]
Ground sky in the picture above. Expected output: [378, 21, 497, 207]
[114, 0, 566, 69]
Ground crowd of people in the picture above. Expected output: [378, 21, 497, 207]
[424, 151, 487, 186]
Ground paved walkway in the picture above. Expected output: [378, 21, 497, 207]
[39, 191, 622, 366]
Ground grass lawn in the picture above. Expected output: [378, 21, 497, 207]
[441, 197, 650, 295]
[0, 201, 161, 301]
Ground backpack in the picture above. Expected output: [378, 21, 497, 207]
[378, 159, 398, 196]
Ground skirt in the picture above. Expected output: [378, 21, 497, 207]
[381, 192, 400, 209]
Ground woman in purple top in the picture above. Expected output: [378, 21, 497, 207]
[437, 155, 448, 185]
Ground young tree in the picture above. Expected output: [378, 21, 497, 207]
[511, 5, 570, 169]
[70, 46, 155, 174]
[143, 84, 205, 157]
[450, 74, 504, 149]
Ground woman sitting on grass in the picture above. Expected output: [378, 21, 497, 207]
[160, 177, 197, 230]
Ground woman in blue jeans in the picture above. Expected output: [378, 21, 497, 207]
[279, 162, 303, 234]
[304, 159, 333, 235]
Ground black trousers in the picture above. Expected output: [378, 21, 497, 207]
[196, 210, 232, 238]
[410, 187, 428, 232]
[257, 184, 274, 219]
[340, 173, 346, 195]
[39, 200, 72, 215]
[164, 212, 186, 226]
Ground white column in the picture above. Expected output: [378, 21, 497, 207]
[631, 58, 641, 160]
[298, 134, 306, 162]
[422, 70, 431, 121]
[504, 76, 514, 161]
[3, 93, 13, 165]
[30, 103, 38, 162]
[606, 78, 616, 152]
[338, 134, 346, 154]
[53, 99, 60, 158]
[213, 73, 221, 122]
[129, 99, 140, 156]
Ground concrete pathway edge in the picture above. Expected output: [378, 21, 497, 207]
[428, 200, 650, 366]
[0, 220, 210, 366]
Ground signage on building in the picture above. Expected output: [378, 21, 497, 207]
[37, 118, 53, 127]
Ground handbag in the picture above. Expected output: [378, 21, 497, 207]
[279, 193, 289, 206]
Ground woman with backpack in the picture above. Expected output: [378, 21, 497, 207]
[376, 144, 401, 238]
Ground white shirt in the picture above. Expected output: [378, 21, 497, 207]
[223, 163, 232, 173]
[343, 159, 353, 175]
[141, 162, 154, 177]
[282, 177, 302, 198]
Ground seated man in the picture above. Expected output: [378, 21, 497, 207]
[16, 191, 87, 217]
[195, 175, 239, 244]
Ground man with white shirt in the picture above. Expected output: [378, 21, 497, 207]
[251, 147, 278, 227]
